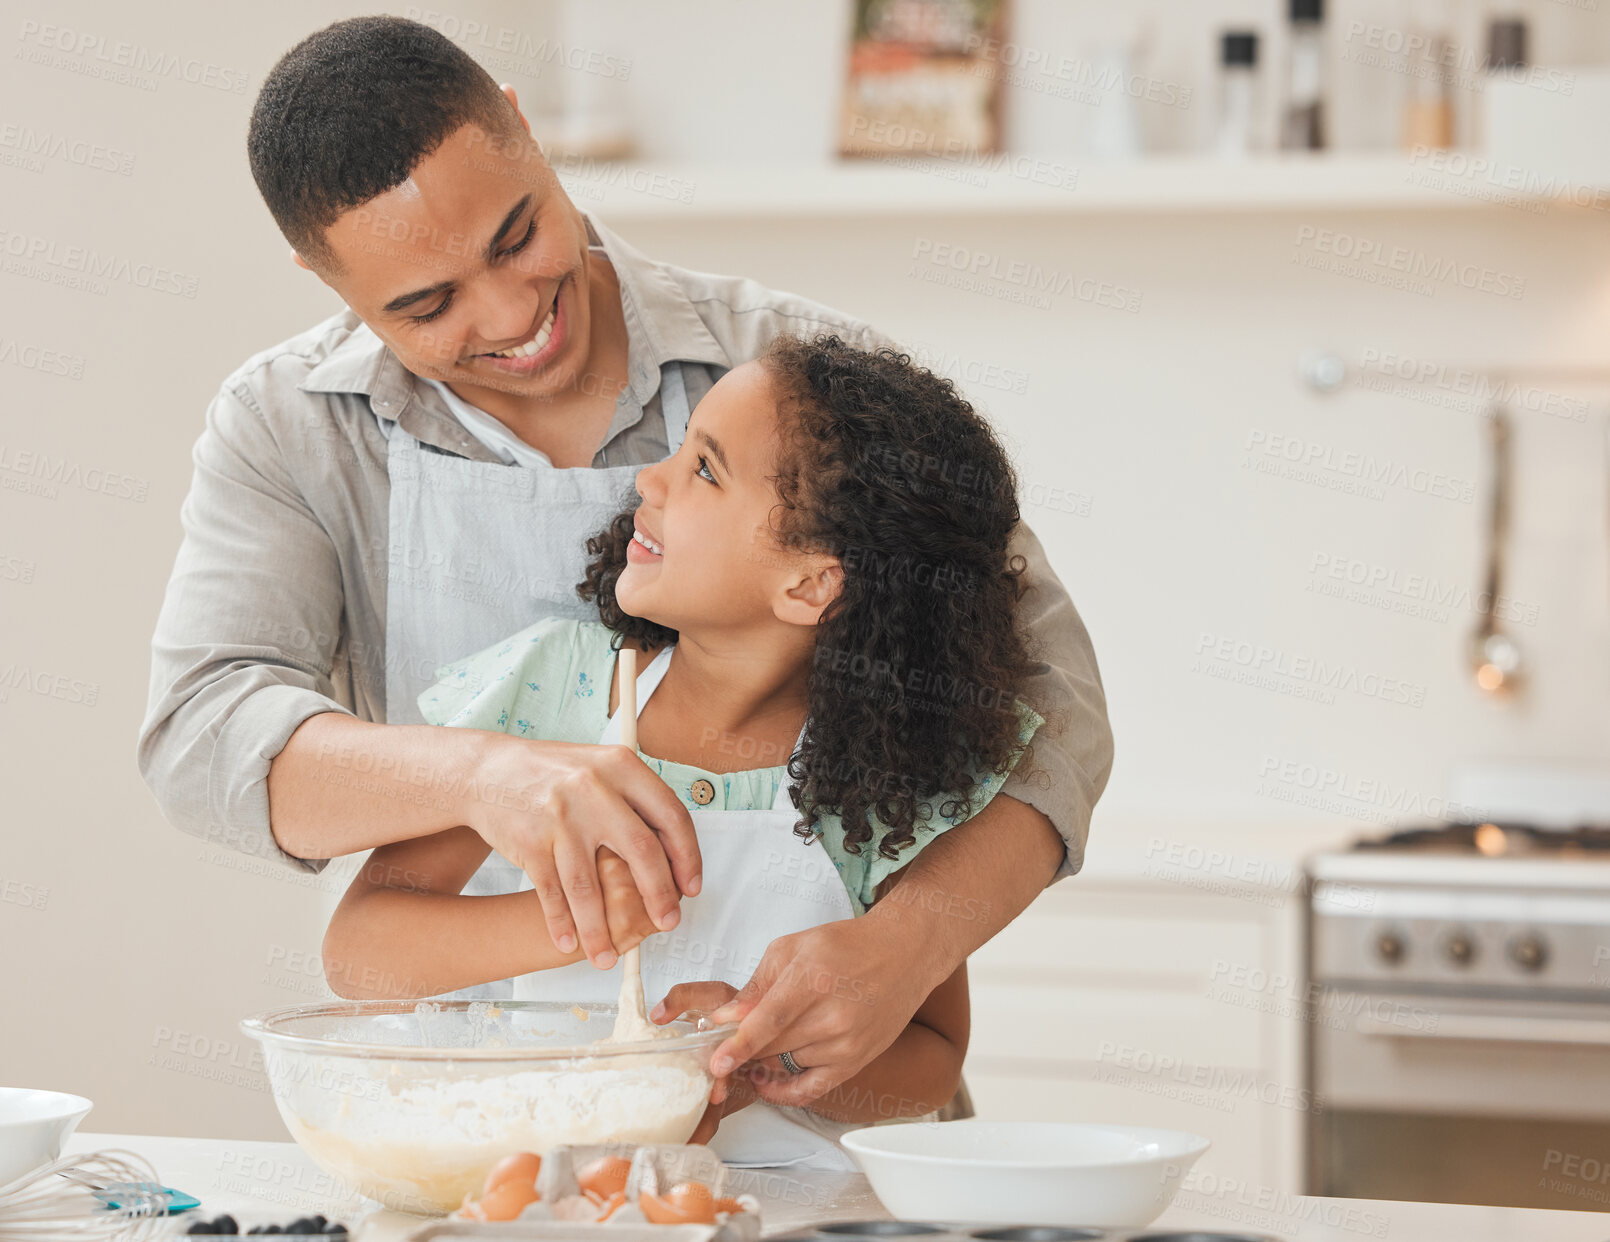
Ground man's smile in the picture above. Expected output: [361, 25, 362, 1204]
[486, 302, 555, 359]
[473, 282, 567, 376]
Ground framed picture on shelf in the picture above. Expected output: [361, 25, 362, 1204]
[839, 0, 1007, 160]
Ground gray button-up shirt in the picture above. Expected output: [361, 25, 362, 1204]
[138, 214, 1112, 878]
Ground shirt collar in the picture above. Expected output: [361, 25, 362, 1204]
[298, 210, 732, 415]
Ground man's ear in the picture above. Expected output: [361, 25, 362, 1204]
[500, 83, 533, 133]
[774, 560, 843, 627]
[291, 249, 312, 271]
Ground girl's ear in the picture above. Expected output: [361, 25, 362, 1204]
[774, 559, 843, 627]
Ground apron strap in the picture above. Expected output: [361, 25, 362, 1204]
[661, 362, 694, 457]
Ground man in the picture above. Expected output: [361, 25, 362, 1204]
[139, 15, 1111, 1117]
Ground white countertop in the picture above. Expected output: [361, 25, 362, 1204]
[64, 1132, 1610, 1241]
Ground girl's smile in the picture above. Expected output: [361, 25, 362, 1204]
[627, 517, 664, 563]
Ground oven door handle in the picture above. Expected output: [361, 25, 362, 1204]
[1355, 1011, 1610, 1046]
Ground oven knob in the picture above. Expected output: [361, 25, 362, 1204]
[1508, 933, 1549, 972]
[1374, 929, 1406, 964]
[1444, 930, 1478, 966]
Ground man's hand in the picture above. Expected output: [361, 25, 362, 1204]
[698, 918, 939, 1110]
[684, 793, 1065, 1110]
[466, 735, 701, 967]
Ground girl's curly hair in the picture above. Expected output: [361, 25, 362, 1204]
[578, 334, 1037, 861]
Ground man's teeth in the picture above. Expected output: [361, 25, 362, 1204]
[632, 530, 663, 556]
[489, 305, 557, 359]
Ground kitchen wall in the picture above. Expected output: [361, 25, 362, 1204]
[3, 0, 1608, 1140]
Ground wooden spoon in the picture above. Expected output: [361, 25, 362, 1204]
[609, 648, 658, 1042]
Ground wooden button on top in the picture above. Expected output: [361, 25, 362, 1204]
[689, 778, 716, 806]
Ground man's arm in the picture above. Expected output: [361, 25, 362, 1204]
[997, 518, 1114, 876]
[138, 379, 699, 965]
[323, 829, 659, 998]
[138, 379, 355, 873]
[139, 379, 493, 871]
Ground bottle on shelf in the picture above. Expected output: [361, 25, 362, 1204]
[1279, 0, 1327, 151]
[1486, 15, 1528, 73]
[1401, 22, 1455, 150]
[1215, 31, 1262, 158]
[1476, 14, 1528, 153]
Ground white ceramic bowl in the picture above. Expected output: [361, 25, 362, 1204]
[0, 1088, 93, 1188]
[840, 1120, 1210, 1229]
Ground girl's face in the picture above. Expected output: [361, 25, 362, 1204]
[617, 361, 835, 635]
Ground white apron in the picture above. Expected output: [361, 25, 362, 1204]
[509, 643, 860, 1171]
[383, 364, 694, 909]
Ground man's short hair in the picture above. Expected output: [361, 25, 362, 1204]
[247, 15, 518, 272]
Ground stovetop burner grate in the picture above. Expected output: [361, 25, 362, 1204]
[1350, 821, 1610, 856]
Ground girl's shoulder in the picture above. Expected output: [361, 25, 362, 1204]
[417, 616, 620, 740]
[812, 697, 1046, 913]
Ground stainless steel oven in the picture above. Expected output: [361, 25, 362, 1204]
[1306, 825, 1610, 1213]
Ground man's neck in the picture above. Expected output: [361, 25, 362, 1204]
[447, 257, 631, 468]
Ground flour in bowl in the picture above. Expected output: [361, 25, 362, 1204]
[282, 1054, 709, 1213]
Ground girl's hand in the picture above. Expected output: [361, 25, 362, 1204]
[688, 1066, 759, 1144]
[597, 847, 661, 959]
[652, 981, 763, 1140]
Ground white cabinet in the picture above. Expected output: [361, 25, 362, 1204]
[963, 858, 1308, 1193]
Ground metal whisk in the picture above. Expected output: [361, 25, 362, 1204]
[0, 1149, 172, 1240]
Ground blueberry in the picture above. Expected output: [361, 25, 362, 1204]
[214, 1216, 239, 1235]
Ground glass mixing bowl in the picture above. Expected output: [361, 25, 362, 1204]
[241, 1000, 734, 1214]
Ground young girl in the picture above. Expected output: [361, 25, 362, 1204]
[324, 334, 1044, 1170]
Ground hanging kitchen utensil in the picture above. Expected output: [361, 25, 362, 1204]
[1470, 402, 1522, 695]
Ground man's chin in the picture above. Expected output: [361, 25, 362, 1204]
[446, 356, 577, 402]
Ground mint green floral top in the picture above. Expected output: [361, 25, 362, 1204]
[419, 618, 1042, 913]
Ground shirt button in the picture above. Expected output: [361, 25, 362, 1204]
[689, 779, 715, 806]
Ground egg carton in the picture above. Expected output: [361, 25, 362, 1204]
[404, 1145, 759, 1242]
[765, 1225, 1284, 1242]
[406, 1226, 732, 1242]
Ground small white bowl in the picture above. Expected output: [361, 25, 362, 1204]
[840, 1120, 1210, 1229]
[0, 1089, 93, 1189]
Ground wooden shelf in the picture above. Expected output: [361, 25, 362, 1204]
[555, 152, 1570, 221]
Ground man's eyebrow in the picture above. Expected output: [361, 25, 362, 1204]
[485, 193, 533, 261]
[383, 279, 454, 315]
[380, 194, 535, 315]
[695, 428, 732, 475]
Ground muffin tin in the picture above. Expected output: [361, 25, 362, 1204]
[770, 1224, 1280, 1242]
